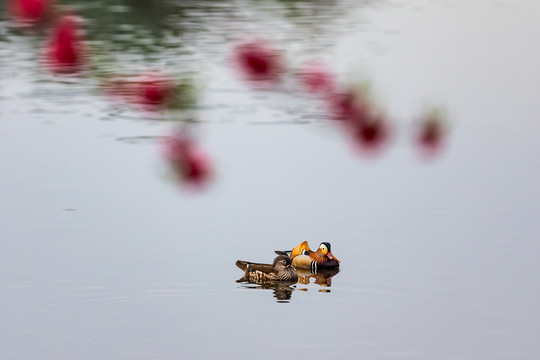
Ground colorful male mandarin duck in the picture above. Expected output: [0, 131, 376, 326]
[276, 241, 340, 272]
[236, 255, 298, 283]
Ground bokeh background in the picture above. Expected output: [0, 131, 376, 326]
[1, 0, 540, 359]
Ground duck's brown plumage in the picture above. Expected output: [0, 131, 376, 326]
[236, 255, 298, 283]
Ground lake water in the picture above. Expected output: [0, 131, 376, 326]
[1, 0, 540, 359]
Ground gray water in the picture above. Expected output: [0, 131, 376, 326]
[1, 0, 540, 359]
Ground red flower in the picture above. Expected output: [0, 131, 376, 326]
[103, 71, 176, 112]
[325, 86, 392, 155]
[350, 113, 392, 155]
[9, 0, 53, 25]
[232, 40, 284, 84]
[415, 111, 447, 158]
[327, 90, 368, 122]
[134, 72, 174, 110]
[163, 133, 213, 188]
[43, 15, 86, 74]
[296, 61, 336, 95]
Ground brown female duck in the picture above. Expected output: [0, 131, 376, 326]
[236, 255, 298, 283]
[276, 241, 340, 272]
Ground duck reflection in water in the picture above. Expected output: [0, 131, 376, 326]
[236, 255, 298, 302]
[237, 281, 298, 302]
[295, 267, 340, 293]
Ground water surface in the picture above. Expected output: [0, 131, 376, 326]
[1, 0, 540, 359]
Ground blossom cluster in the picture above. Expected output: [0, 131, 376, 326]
[8, 0, 213, 189]
[8, 0, 448, 193]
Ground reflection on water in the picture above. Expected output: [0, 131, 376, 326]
[296, 267, 340, 290]
[237, 281, 297, 303]
[236, 270, 341, 302]
[2, 0, 367, 66]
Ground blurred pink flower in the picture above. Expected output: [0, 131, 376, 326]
[232, 39, 284, 84]
[326, 86, 392, 155]
[350, 114, 391, 154]
[135, 72, 175, 110]
[104, 71, 176, 112]
[326, 89, 370, 123]
[415, 110, 447, 159]
[296, 61, 336, 95]
[9, 0, 53, 25]
[43, 15, 86, 74]
[163, 133, 213, 188]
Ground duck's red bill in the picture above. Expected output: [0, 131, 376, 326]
[327, 252, 340, 263]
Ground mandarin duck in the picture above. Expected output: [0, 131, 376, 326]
[236, 255, 298, 283]
[276, 241, 340, 272]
